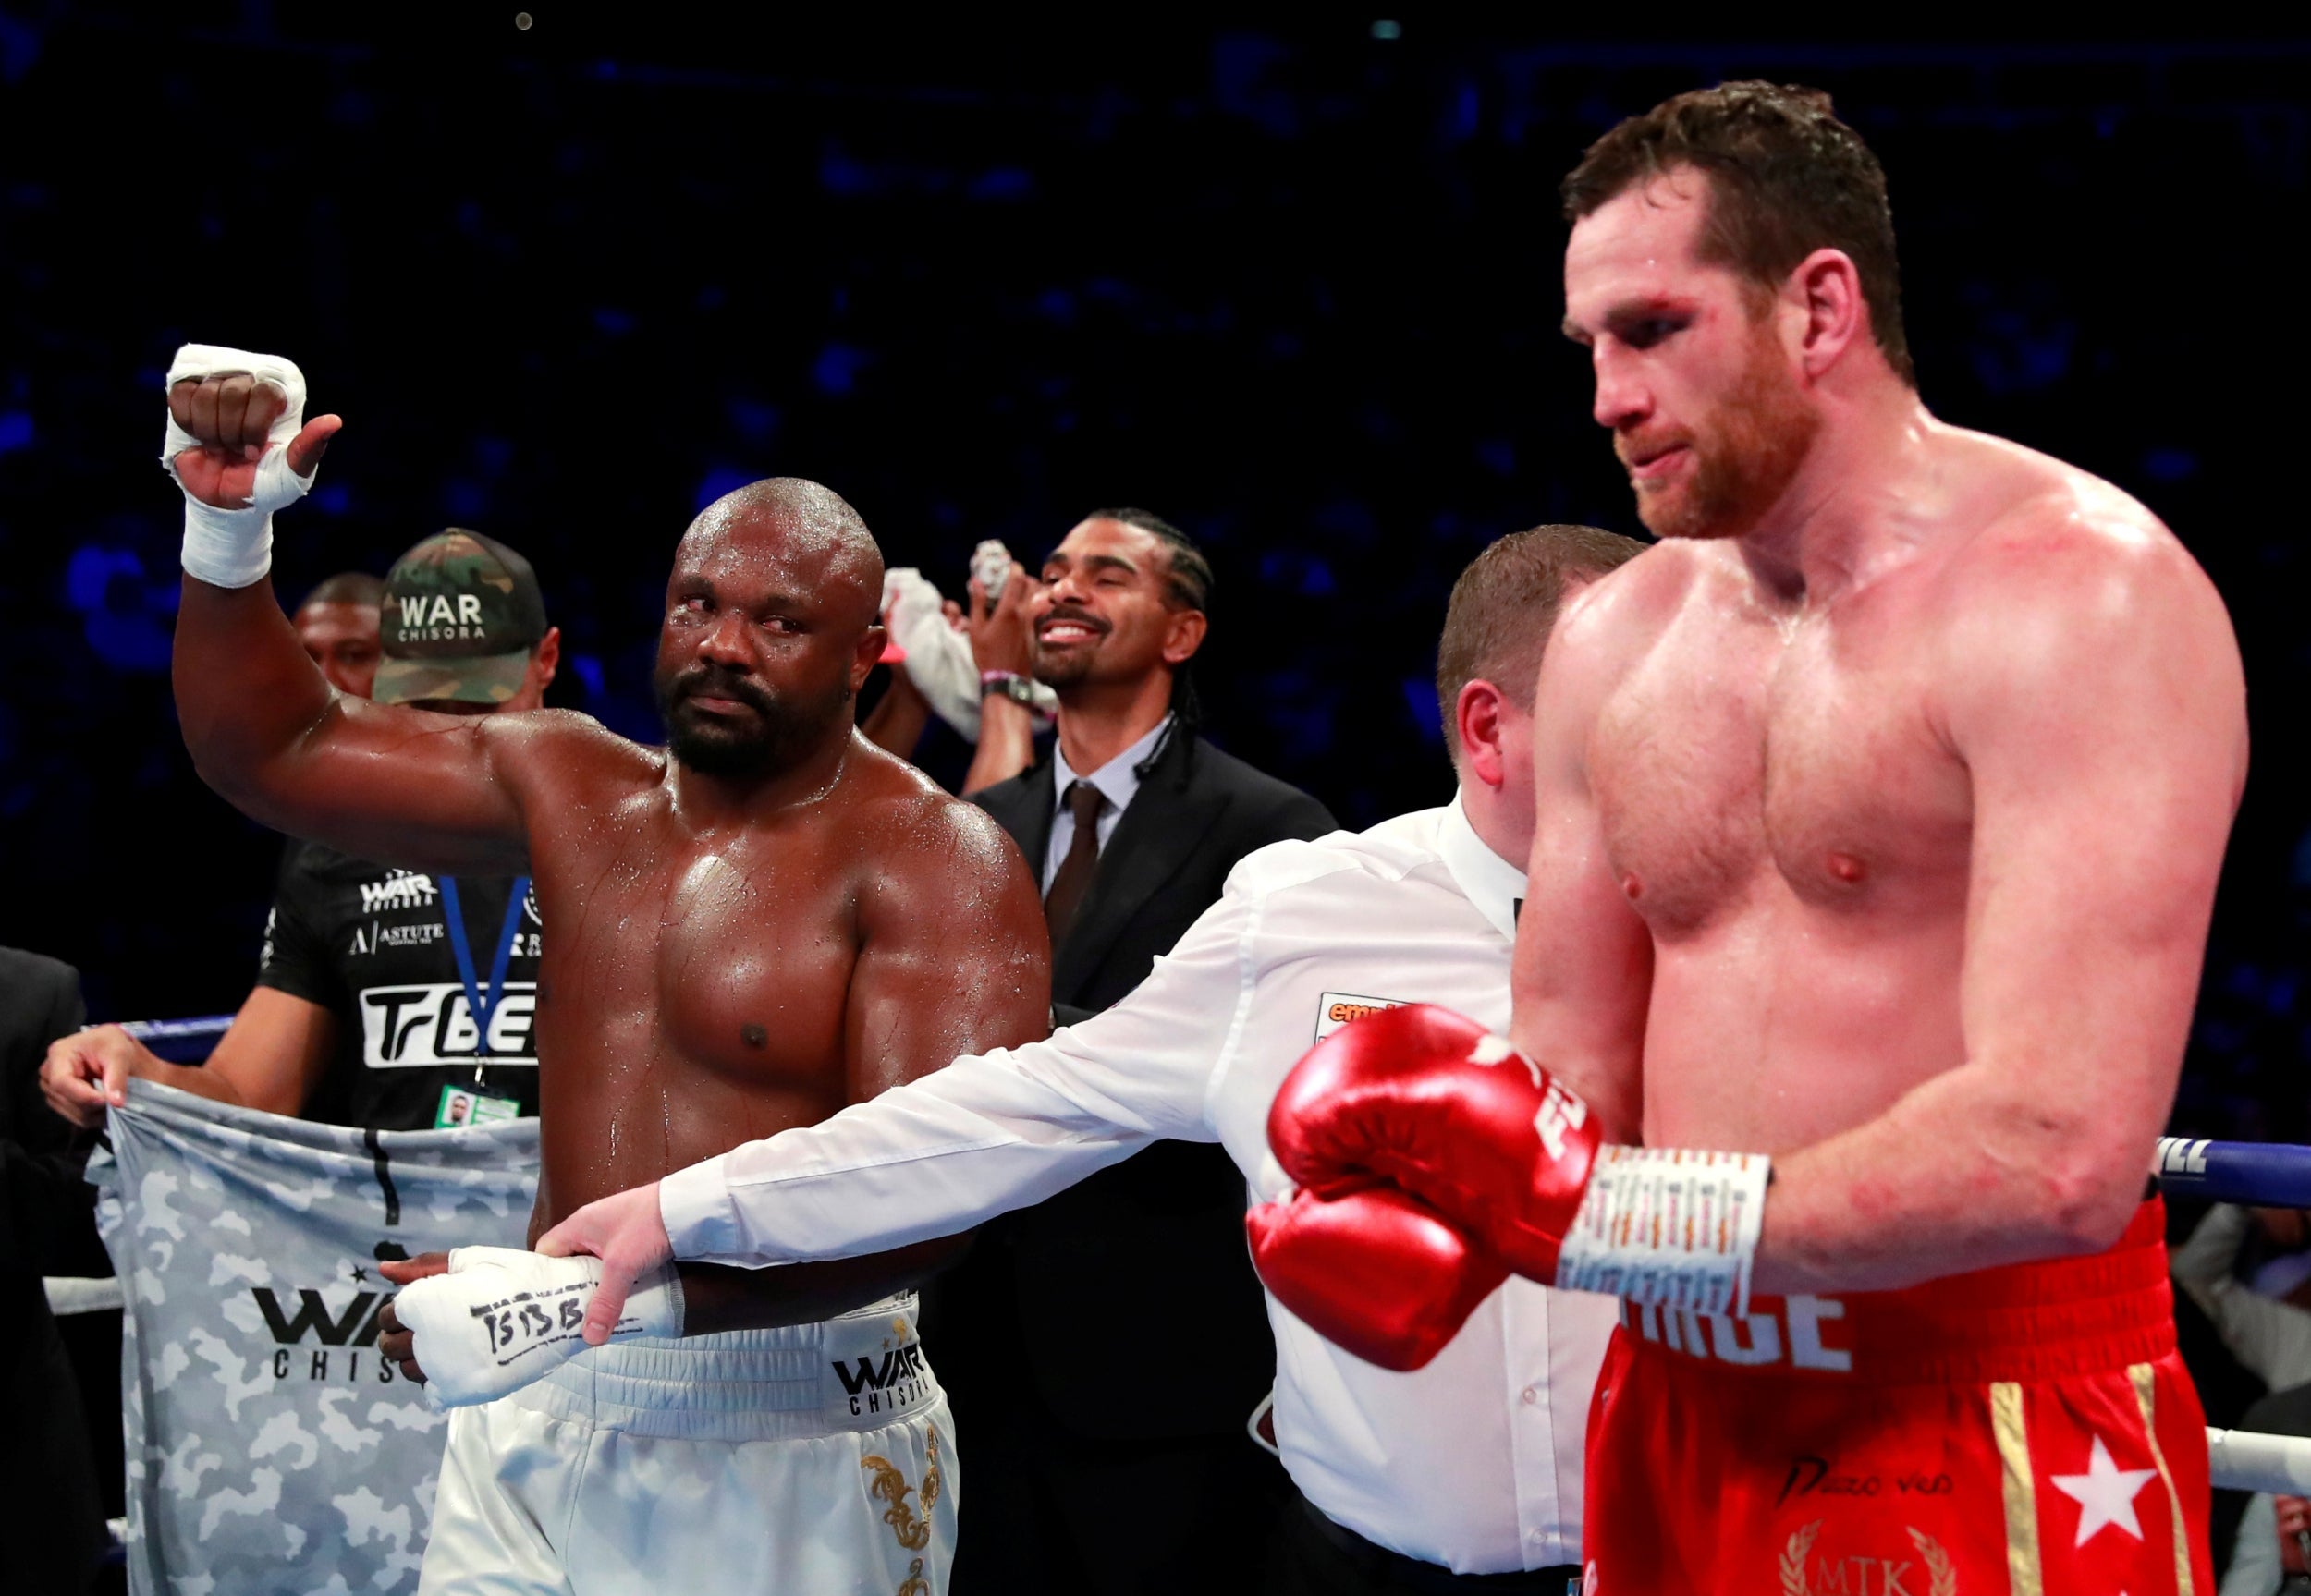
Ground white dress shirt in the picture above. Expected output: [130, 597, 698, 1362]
[660, 795, 1616, 1574]
[1041, 713, 1172, 889]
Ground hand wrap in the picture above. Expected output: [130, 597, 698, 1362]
[390, 1245, 684, 1409]
[161, 343, 321, 589]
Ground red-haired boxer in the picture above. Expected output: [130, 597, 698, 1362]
[1250, 83, 2246, 1594]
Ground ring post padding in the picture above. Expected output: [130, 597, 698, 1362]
[2154, 1136, 2311, 1208]
[2209, 1427, 2311, 1495]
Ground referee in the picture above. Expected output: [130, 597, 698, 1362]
[42, 529, 560, 1133]
[547, 523, 1647, 1593]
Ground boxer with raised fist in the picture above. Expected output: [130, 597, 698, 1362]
[1257, 85, 2246, 1594]
[159, 347, 1048, 1596]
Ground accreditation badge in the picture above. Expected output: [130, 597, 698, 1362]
[436, 1084, 522, 1129]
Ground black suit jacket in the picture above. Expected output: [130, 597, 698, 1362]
[958, 728, 1336, 1439]
[0, 946, 108, 1590]
[972, 727, 1339, 1024]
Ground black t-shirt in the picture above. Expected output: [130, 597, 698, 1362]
[256, 841, 543, 1131]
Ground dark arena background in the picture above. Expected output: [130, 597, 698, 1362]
[6, 20, 2310, 1126]
[6, 6, 2311, 1515]
[10, 15, 2311, 1126]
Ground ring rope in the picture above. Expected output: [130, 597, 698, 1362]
[77, 1031, 2311, 1489]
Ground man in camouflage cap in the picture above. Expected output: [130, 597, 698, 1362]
[377, 528, 559, 713]
[44, 527, 560, 1134]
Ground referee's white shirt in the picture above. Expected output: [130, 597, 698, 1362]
[660, 795, 1617, 1574]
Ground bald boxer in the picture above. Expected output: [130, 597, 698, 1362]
[157, 349, 1046, 1596]
[1249, 83, 2245, 1592]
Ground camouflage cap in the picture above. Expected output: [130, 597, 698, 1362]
[373, 529, 550, 707]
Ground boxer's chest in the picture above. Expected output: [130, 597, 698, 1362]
[530, 809, 858, 1084]
[1591, 601, 1973, 938]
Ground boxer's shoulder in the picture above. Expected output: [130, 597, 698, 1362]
[480, 707, 664, 799]
[1917, 431, 2244, 750]
[1926, 423, 2186, 580]
[843, 746, 1034, 892]
[1928, 436, 2222, 652]
[1535, 541, 1694, 716]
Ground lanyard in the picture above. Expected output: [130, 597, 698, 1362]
[439, 876, 531, 1079]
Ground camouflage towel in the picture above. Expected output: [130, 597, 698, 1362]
[92, 1079, 539, 1595]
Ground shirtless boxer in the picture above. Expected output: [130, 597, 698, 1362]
[156, 346, 1047, 1595]
[1245, 84, 2247, 1592]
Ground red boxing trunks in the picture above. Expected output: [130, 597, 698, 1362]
[1583, 1200, 2211, 1595]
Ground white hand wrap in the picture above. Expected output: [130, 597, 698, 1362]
[391, 1245, 685, 1409]
[161, 343, 321, 589]
[1553, 1146, 1771, 1316]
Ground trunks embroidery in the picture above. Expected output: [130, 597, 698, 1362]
[862, 1422, 945, 1553]
[1778, 1521, 1956, 1595]
[1779, 1521, 1820, 1595]
[1907, 1528, 1958, 1596]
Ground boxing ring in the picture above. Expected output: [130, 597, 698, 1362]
[38, 1038, 2311, 1495]
[2155, 1136, 2311, 1493]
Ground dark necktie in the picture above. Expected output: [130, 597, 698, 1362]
[1044, 779, 1107, 944]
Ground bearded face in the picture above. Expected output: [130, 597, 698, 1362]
[654, 658, 853, 779]
[1624, 310, 1820, 542]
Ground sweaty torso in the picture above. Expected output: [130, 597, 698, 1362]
[517, 742, 934, 1236]
[1587, 434, 2102, 1153]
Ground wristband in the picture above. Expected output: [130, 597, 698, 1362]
[160, 344, 321, 590]
[389, 1245, 685, 1409]
[1552, 1145, 1770, 1315]
[980, 670, 1038, 706]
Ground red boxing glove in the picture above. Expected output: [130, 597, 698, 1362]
[1266, 1003, 1601, 1284]
[1246, 1183, 1509, 1371]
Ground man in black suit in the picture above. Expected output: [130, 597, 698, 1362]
[943, 508, 1336, 1594]
[1, 946, 111, 1592]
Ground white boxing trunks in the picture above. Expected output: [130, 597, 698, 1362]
[417, 1292, 955, 1596]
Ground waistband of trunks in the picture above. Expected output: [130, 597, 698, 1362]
[507, 1290, 940, 1441]
[1618, 1198, 2176, 1384]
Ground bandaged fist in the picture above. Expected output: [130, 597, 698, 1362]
[1247, 1183, 1507, 1371]
[165, 361, 338, 511]
[1264, 1003, 1602, 1284]
[160, 344, 341, 590]
[382, 1244, 684, 1408]
[534, 1180, 677, 1347]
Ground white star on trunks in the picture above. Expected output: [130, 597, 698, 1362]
[2050, 1434, 2158, 1546]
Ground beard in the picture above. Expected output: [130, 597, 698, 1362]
[1627, 329, 1820, 542]
[1029, 605, 1109, 689]
[654, 664, 851, 779]
[1032, 645, 1094, 689]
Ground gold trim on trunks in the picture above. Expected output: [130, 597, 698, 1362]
[2129, 1362, 2195, 1596]
[1992, 1381, 2046, 1596]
